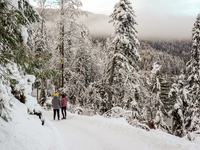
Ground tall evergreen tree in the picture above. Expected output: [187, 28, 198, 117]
[0, 0, 42, 121]
[169, 74, 189, 137]
[0, 0, 40, 79]
[108, 0, 140, 110]
[55, 0, 84, 89]
[53, 0, 97, 106]
[27, 0, 57, 101]
[186, 13, 200, 132]
[151, 62, 169, 132]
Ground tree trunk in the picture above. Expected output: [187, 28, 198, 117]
[107, 45, 117, 110]
[59, 0, 65, 89]
[40, 78, 44, 100]
[94, 99, 96, 115]
[107, 90, 112, 110]
[37, 82, 39, 102]
[171, 114, 174, 135]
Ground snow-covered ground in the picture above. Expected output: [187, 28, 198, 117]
[1, 62, 200, 150]
[1, 105, 200, 150]
[43, 110, 200, 150]
[0, 105, 63, 150]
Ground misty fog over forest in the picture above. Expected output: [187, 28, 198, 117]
[79, 12, 195, 40]
[42, 8, 196, 40]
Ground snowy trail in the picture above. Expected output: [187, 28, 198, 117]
[43, 110, 200, 150]
[43, 110, 150, 150]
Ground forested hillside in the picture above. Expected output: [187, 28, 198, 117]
[92, 37, 188, 78]
[143, 40, 192, 63]
[139, 41, 190, 77]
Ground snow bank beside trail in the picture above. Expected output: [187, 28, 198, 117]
[6, 63, 41, 114]
[0, 63, 64, 150]
[0, 103, 64, 150]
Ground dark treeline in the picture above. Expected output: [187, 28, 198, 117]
[142, 40, 192, 63]
[139, 40, 191, 77]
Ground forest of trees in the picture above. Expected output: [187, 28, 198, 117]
[1, 0, 200, 141]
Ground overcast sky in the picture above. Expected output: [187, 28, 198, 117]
[29, 0, 200, 40]
[82, 0, 200, 17]
[30, 0, 200, 16]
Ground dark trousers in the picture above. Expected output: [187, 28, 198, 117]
[53, 109, 60, 120]
[62, 106, 67, 118]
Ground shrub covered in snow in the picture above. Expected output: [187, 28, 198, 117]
[0, 63, 44, 125]
[129, 119, 150, 131]
[42, 97, 53, 110]
[103, 107, 125, 118]
[74, 107, 84, 115]
[103, 107, 150, 131]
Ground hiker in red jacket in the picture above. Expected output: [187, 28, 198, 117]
[61, 94, 67, 119]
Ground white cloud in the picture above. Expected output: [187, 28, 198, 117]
[181, 9, 200, 13]
[81, 0, 118, 15]
[187, 0, 200, 2]
[29, 0, 37, 6]
[29, 0, 200, 17]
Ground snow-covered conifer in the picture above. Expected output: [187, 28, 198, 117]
[0, 0, 45, 124]
[0, 0, 40, 79]
[185, 13, 200, 133]
[27, 0, 57, 101]
[150, 62, 169, 132]
[186, 13, 200, 102]
[107, 0, 140, 110]
[55, 0, 85, 88]
[153, 74, 169, 132]
[169, 74, 189, 137]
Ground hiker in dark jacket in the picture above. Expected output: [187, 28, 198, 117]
[52, 93, 61, 120]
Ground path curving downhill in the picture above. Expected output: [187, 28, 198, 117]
[43, 110, 200, 150]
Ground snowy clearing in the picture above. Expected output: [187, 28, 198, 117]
[43, 110, 200, 150]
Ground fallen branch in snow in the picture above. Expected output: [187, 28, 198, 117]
[33, 110, 45, 125]
[74, 107, 84, 115]
[185, 130, 200, 141]
[128, 119, 150, 131]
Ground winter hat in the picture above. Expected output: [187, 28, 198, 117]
[55, 93, 58, 97]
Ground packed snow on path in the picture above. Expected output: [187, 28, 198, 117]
[43, 110, 200, 150]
